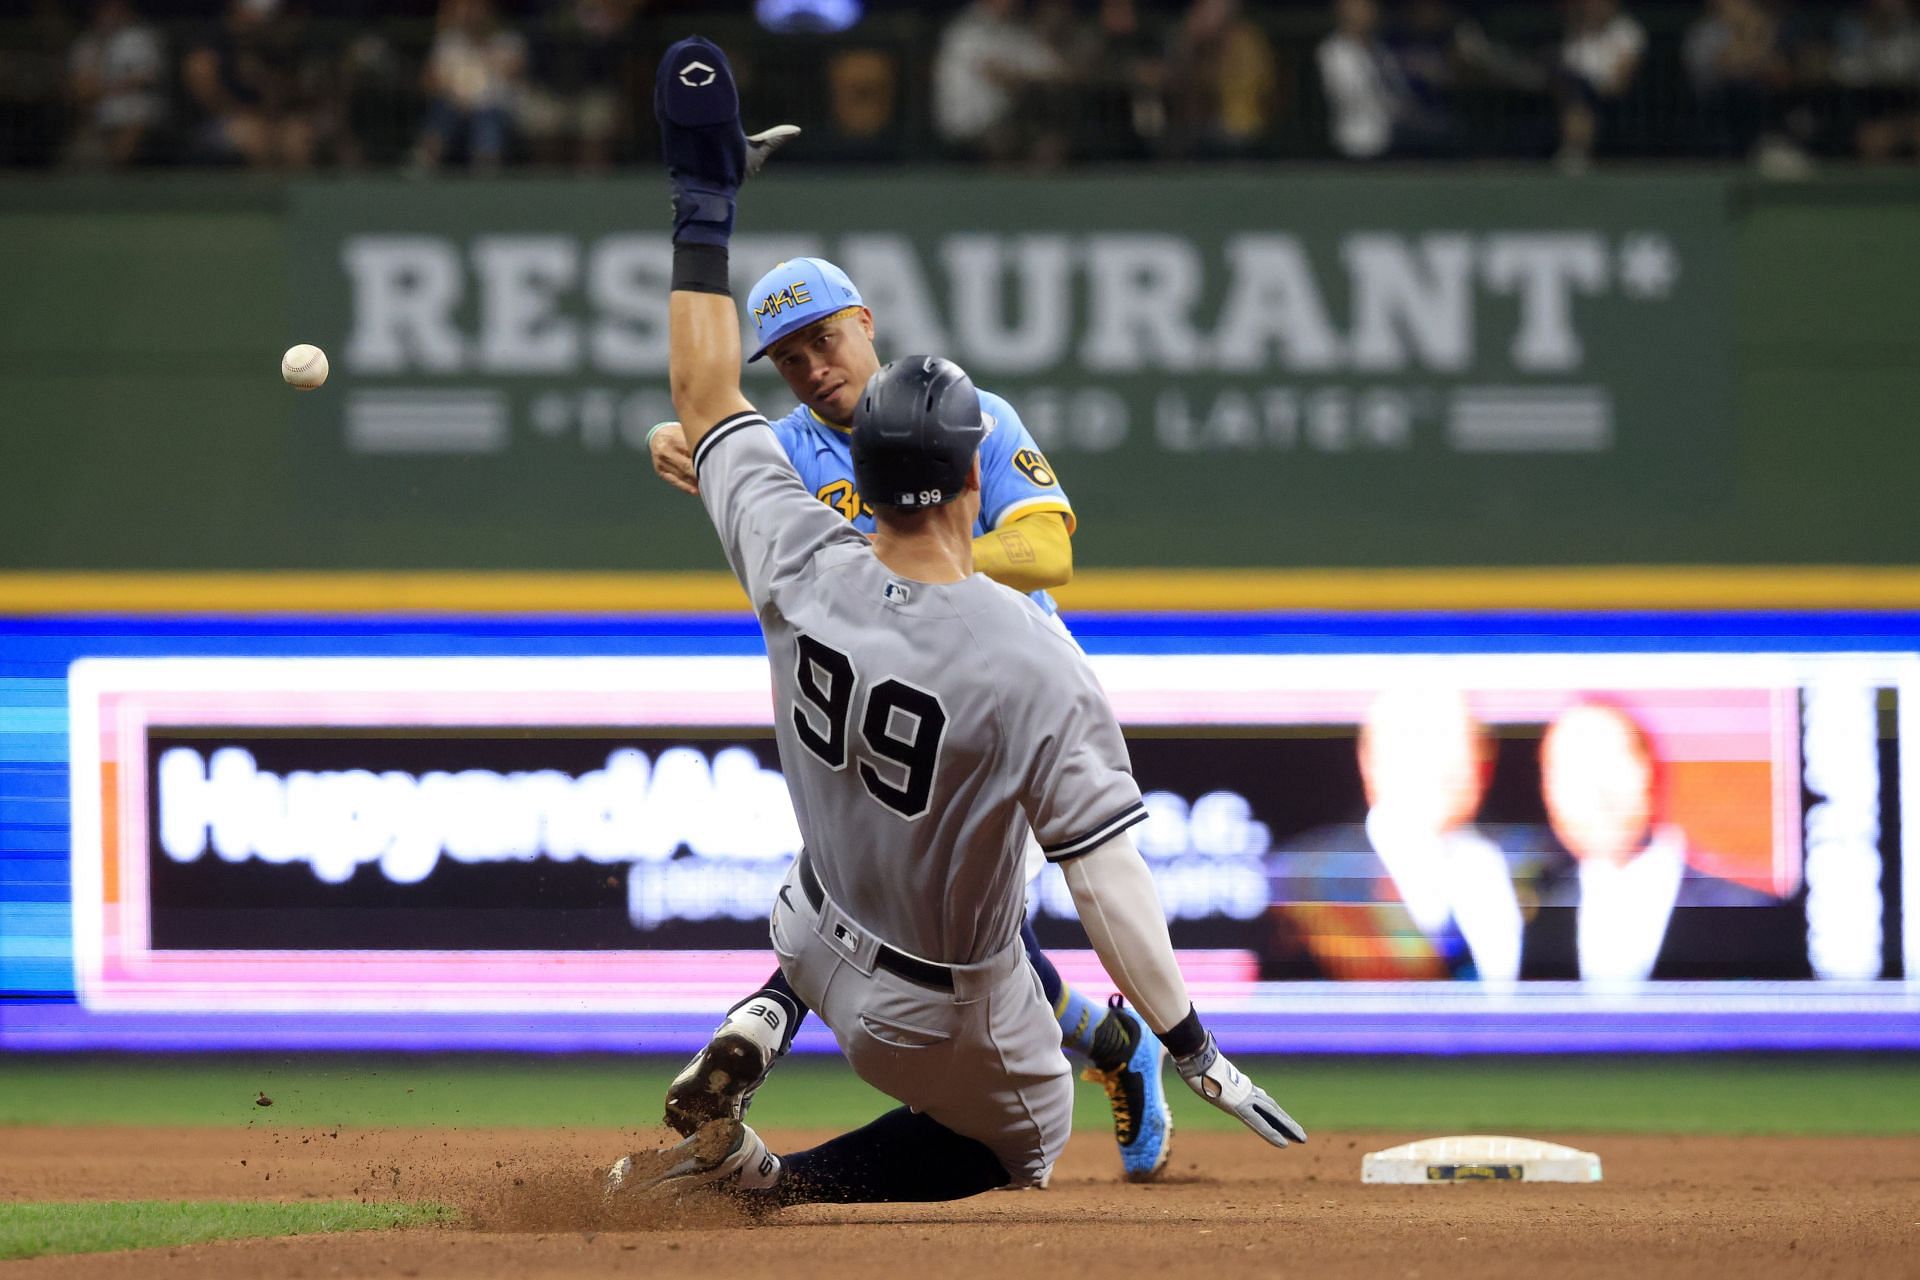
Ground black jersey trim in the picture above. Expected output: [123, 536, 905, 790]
[692, 411, 768, 474]
[1042, 801, 1149, 864]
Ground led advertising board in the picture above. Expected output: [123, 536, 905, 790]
[4, 614, 1915, 1051]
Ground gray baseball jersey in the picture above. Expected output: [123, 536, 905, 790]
[694, 409, 1147, 967]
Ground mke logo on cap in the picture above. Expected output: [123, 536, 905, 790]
[754, 279, 814, 323]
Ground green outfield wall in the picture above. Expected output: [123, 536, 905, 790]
[1, 172, 1915, 574]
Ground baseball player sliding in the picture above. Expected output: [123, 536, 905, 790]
[648, 172, 1169, 1181]
[653, 284, 1177, 1169]
[609, 36, 1304, 1209]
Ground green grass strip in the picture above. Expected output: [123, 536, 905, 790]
[1217, 1055, 1920, 1137]
[1, 1054, 1915, 1136]
[0, 1199, 451, 1262]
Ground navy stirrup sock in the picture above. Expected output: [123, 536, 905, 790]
[772, 1107, 1011, 1206]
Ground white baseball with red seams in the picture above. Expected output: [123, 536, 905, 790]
[280, 344, 329, 390]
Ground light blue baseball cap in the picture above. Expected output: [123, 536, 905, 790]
[745, 257, 864, 362]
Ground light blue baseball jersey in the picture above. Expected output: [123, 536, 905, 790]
[766, 389, 1074, 614]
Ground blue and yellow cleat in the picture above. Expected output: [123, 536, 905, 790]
[1080, 996, 1172, 1182]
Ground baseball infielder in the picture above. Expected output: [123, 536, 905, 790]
[649, 260, 1171, 1177]
[609, 36, 1303, 1208]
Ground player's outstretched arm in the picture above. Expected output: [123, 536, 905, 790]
[655, 36, 872, 613]
[1061, 831, 1308, 1150]
[669, 286, 753, 445]
[655, 36, 798, 449]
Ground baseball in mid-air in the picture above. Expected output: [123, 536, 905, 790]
[281, 343, 329, 390]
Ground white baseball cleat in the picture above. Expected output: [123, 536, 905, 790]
[606, 1119, 782, 1201]
[664, 997, 791, 1136]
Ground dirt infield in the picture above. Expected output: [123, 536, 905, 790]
[5, 1125, 1917, 1279]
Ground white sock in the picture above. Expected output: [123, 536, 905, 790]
[733, 1126, 783, 1191]
[721, 996, 790, 1056]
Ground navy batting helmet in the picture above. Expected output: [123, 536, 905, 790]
[849, 355, 984, 510]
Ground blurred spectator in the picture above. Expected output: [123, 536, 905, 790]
[1832, 0, 1920, 161]
[1684, 0, 1792, 159]
[1392, 0, 1461, 107]
[1062, 0, 1167, 157]
[337, 31, 415, 168]
[64, 0, 166, 168]
[826, 48, 901, 148]
[1165, 0, 1278, 157]
[932, 0, 1068, 165]
[181, 0, 329, 170]
[413, 0, 528, 172]
[1033, 0, 1157, 159]
[1553, 0, 1647, 169]
[1027, 0, 1096, 162]
[1400, 0, 1550, 156]
[1395, 0, 1547, 98]
[2, 0, 75, 167]
[521, 0, 635, 171]
[17, 1, 1920, 173]
[1317, 0, 1406, 158]
[1317, 0, 1456, 159]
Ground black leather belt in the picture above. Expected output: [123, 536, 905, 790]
[796, 851, 955, 991]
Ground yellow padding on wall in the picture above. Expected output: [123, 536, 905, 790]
[2, 566, 1920, 614]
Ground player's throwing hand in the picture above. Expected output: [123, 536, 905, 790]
[647, 421, 699, 496]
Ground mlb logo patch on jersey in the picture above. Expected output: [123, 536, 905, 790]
[882, 580, 912, 605]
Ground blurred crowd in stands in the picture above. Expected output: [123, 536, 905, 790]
[3, 0, 1918, 172]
